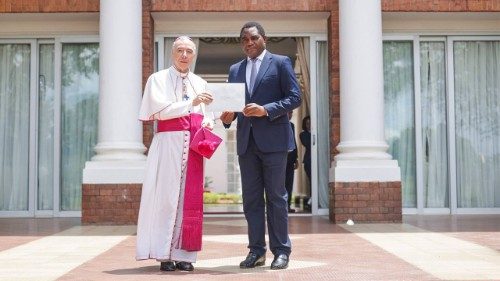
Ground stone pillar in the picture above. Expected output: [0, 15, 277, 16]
[331, 0, 401, 223]
[82, 0, 145, 224]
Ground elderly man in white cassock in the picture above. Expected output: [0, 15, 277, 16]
[136, 36, 214, 272]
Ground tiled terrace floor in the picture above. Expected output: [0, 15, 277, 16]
[0, 215, 499, 281]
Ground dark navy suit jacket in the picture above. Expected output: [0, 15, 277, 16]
[226, 51, 301, 155]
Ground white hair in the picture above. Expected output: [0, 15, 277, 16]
[172, 36, 196, 51]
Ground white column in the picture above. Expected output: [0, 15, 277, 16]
[333, 0, 400, 182]
[83, 0, 146, 184]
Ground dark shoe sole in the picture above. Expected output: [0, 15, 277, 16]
[239, 260, 265, 269]
[160, 267, 176, 271]
[176, 264, 194, 271]
[270, 255, 289, 270]
[160, 263, 176, 271]
[270, 264, 289, 270]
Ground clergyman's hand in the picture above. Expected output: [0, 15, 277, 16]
[220, 111, 235, 125]
[242, 103, 267, 117]
[201, 118, 214, 130]
[192, 92, 213, 106]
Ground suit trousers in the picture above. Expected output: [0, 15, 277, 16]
[285, 154, 296, 209]
[238, 132, 292, 257]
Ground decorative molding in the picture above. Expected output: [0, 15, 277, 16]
[200, 37, 290, 44]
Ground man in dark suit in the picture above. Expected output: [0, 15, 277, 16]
[220, 21, 301, 270]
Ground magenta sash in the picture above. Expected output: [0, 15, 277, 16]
[157, 113, 204, 251]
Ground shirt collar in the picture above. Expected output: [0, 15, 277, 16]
[170, 65, 190, 78]
[247, 49, 267, 63]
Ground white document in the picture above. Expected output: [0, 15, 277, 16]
[205, 83, 246, 112]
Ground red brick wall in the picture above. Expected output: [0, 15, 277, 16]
[151, 0, 334, 11]
[329, 5, 340, 159]
[0, 0, 99, 12]
[82, 184, 142, 224]
[4, 0, 497, 14]
[330, 182, 402, 223]
[382, 0, 500, 11]
[142, 0, 155, 151]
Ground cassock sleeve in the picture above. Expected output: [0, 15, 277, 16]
[154, 101, 193, 120]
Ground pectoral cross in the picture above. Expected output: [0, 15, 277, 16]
[182, 78, 189, 101]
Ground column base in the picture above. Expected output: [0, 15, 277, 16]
[335, 141, 392, 160]
[333, 159, 401, 182]
[92, 141, 147, 161]
[82, 183, 141, 225]
[329, 181, 402, 223]
[82, 160, 146, 184]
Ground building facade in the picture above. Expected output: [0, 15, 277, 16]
[0, 0, 499, 223]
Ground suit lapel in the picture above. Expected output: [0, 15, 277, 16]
[251, 51, 272, 96]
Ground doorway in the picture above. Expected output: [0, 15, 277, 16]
[153, 11, 330, 215]
[156, 35, 330, 214]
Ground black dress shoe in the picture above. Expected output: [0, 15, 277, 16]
[270, 254, 289, 270]
[160, 261, 176, 271]
[176, 261, 194, 271]
[239, 252, 266, 268]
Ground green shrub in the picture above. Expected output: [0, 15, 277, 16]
[203, 192, 242, 204]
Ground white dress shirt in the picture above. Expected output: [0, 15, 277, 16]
[245, 49, 267, 92]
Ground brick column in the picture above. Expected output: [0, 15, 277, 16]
[82, 0, 146, 224]
[331, 0, 401, 223]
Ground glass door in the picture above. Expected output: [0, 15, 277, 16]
[383, 36, 500, 214]
[418, 39, 450, 212]
[0, 38, 99, 217]
[37, 42, 56, 214]
[449, 37, 500, 212]
[0, 40, 34, 216]
[59, 42, 99, 212]
[383, 39, 417, 210]
[37, 39, 99, 216]
[312, 40, 330, 214]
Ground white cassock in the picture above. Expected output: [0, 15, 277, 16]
[136, 66, 213, 263]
